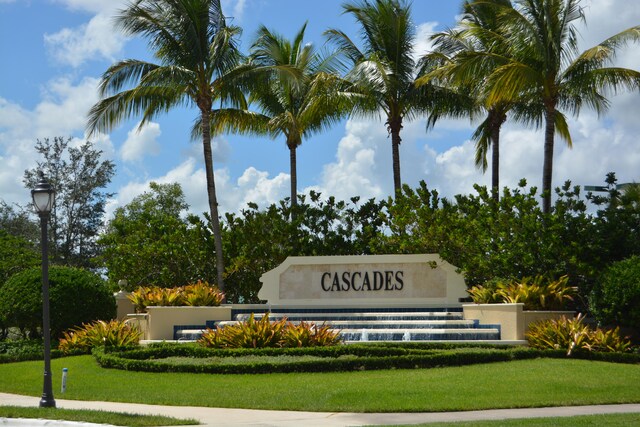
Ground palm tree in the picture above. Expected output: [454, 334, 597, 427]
[325, 0, 438, 195]
[86, 0, 245, 294]
[245, 23, 349, 209]
[420, 0, 514, 201]
[481, 0, 640, 213]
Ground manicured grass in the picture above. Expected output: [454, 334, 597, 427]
[0, 356, 638, 412]
[386, 413, 640, 426]
[0, 406, 198, 426]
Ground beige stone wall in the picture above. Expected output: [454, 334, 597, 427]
[259, 254, 468, 307]
[146, 306, 232, 340]
[463, 303, 525, 341]
[463, 304, 575, 341]
[114, 291, 135, 321]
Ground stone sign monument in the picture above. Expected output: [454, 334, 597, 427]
[259, 254, 467, 307]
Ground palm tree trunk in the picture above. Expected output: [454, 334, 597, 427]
[491, 126, 500, 202]
[490, 110, 507, 203]
[542, 108, 556, 214]
[389, 117, 403, 196]
[201, 108, 225, 297]
[289, 144, 297, 209]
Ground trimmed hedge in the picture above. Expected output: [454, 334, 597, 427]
[0, 266, 116, 338]
[0, 340, 73, 364]
[91, 344, 578, 374]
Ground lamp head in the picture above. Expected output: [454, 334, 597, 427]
[31, 172, 56, 214]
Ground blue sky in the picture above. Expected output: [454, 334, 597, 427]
[1, 0, 639, 220]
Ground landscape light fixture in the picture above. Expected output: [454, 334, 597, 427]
[31, 172, 56, 408]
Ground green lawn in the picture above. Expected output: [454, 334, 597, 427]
[0, 406, 197, 426]
[0, 355, 639, 412]
[386, 413, 640, 427]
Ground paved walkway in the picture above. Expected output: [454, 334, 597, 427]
[2, 393, 640, 426]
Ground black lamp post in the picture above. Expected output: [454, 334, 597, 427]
[32, 172, 56, 408]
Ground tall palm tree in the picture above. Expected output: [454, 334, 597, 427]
[482, 0, 640, 213]
[86, 0, 245, 294]
[421, 0, 514, 201]
[325, 0, 439, 195]
[245, 23, 349, 209]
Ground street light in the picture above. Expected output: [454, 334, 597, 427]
[31, 172, 56, 408]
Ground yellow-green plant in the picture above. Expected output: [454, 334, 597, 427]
[183, 281, 224, 306]
[467, 285, 502, 304]
[128, 282, 224, 312]
[585, 327, 633, 353]
[282, 321, 342, 347]
[526, 314, 632, 356]
[199, 314, 286, 348]
[58, 320, 141, 353]
[469, 275, 575, 310]
[198, 314, 342, 349]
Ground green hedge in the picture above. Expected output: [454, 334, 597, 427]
[0, 266, 116, 339]
[92, 344, 564, 374]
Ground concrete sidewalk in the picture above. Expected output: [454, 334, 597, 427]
[2, 392, 640, 426]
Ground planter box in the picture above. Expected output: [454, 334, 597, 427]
[146, 306, 232, 341]
[463, 303, 574, 341]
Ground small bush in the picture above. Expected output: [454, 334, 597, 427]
[468, 275, 575, 310]
[58, 320, 141, 354]
[282, 321, 343, 348]
[198, 314, 342, 349]
[199, 314, 287, 348]
[526, 314, 632, 355]
[0, 266, 116, 338]
[182, 281, 225, 306]
[128, 282, 224, 312]
[590, 256, 640, 330]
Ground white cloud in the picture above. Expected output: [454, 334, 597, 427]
[222, 0, 247, 21]
[120, 121, 161, 162]
[35, 77, 101, 137]
[44, 12, 127, 67]
[0, 78, 114, 207]
[51, 0, 125, 14]
[314, 119, 387, 201]
[104, 159, 289, 222]
[413, 22, 439, 61]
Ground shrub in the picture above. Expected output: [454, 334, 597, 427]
[199, 314, 287, 349]
[198, 314, 342, 349]
[526, 314, 632, 355]
[92, 343, 640, 375]
[128, 282, 224, 312]
[182, 281, 225, 306]
[58, 320, 141, 354]
[590, 256, 640, 330]
[0, 266, 116, 339]
[468, 275, 575, 310]
[282, 321, 342, 348]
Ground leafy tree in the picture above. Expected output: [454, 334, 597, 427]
[587, 173, 640, 266]
[590, 256, 640, 332]
[97, 182, 216, 291]
[87, 0, 245, 294]
[0, 200, 39, 243]
[326, 0, 459, 195]
[0, 230, 39, 290]
[222, 192, 387, 302]
[383, 179, 597, 292]
[23, 137, 115, 268]
[242, 23, 349, 209]
[479, 0, 640, 213]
